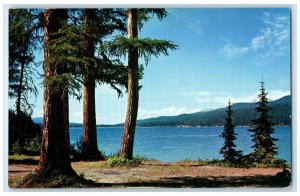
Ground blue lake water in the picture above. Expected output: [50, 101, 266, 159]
[70, 126, 291, 163]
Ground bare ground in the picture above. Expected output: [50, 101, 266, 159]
[8, 160, 290, 188]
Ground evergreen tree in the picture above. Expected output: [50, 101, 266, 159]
[104, 9, 178, 159]
[219, 100, 242, 165]
[9, 9, 38, 143]
[81, 8, 127, 161]
[120, 8, 139, 160]
[81, 8, 101, 161]
[248, 80, 278, 164]
[37, 8, 76, 177]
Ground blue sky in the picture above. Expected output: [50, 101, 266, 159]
[9, 8, 291, 124]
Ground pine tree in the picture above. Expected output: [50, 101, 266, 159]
[248, 80, 278, 164]
[82, 8, 103, 161]
[82, 9, 129, 161]
[28, 8, 128, 162]
[9, 9, 38, 144]
[36, 8, 76, 177]
[120, 8, 139, 160]
[104, 9, 178, 159]
[219, 100, 242, 165]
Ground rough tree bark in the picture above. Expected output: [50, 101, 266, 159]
[37, 9, 76, 176]
[120, 9, 139, 159]
[82, 9, 102, 161]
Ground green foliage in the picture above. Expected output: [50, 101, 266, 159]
[214, 153, 288, 168]
[207, 158, 251, 168]
[9, 9, 39, 115]
[11, 140, 24, 155]
[43, 9, 129, 100]
[70, 137, 85, 161]
[248, 81, 278, 164]
[103, 36, 178, 65]
[107, 156, 142, 167]
[137, 9, 167, 29]
[136, 95, 291, 127]
[9, 109, 41, 145]
[94, 54, 129, 97]
[24, 134, 42, 153]
[251, 157, 288, 168]
[70, 137, 105, 161]
[10, 135, 42, 155]
[208, 159, 234, 167]
[219, 100, 243, 165]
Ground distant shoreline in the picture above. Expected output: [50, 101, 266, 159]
[69, 124, 291, 128]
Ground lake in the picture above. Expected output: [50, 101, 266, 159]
[70, 126, 291, 163]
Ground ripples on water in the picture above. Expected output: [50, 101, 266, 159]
[70, 126, 291, 163]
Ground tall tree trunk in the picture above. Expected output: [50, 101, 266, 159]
[15, 38, 25, 144]
[82, 9, 102, 161]
[120, 9, 139, 159]
[37, 9, 75, 176]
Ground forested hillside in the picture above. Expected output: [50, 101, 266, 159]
[136, 95, 291, 127]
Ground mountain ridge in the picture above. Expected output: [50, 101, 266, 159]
[33, 95, 291, 127]
[136, 95, 291, 127]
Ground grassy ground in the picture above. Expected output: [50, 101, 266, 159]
[8, 155, 290, 188]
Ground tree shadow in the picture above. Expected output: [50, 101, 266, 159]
[9, 159, 39, 165]
[99, 175, 290, 188]
[13, 173, 291, 188]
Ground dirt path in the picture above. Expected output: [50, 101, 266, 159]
[73, 161, 286, 188]
[9, 164, 36, 177]
[8, 161, 288, 188]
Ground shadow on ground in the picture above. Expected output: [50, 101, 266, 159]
[9, 159, 39, 165]
[94, 175, 290, 188]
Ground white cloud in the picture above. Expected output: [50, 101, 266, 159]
[222, 44, 249, 58]
[67, 89, 290, 123]
[250, 27, 272, 50]
[268, 90, 290, 101]
[187, 20, 202, 36]
[183, 90, 258, 111]
[221, 12, 290, 58]
[170, 10, 203, 37]
[184, 89, 290, 109]
[138, 106, 200, 120]
[194, 93, 258, 108]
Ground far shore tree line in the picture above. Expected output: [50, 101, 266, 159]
[9, 8, 287, 186]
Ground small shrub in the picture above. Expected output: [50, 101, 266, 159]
[238, 154, 255, 168]
[70, 137, 105, 161]
[253, 158, 288, 168]
[178, 159, 194, 163]
[10, 135, 42, 156]
[237, 153, 288, 168]
[208, 159, 233, 167]
[270, 158, 288, 168]
[107, 156, 142, 167]
[106, 156, 119, 167]
[70, 137, 85, 161]
[24, 135, 42, 154]
[197, 159, 210, 165]
[10, 140, 24, 155]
